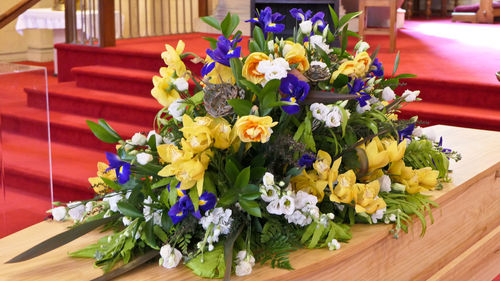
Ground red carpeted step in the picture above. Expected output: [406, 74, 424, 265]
[1, 105, 149, 151]
[1, 132, 100, 202]
[25, 82, 162, 127]
[71, 65, 196, 97]
[399, 102, 500, 131]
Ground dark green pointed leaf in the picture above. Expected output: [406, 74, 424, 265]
[227, 99, 252, 117]
[223, 225, 244, 281]
[253, 26, 265, 51]
[86, 120, 121, 143]
[91, 250, 160, 281]
[392, 51, 400, 76]
[97, 119, 121, 140]
[329, 4, 339, 30]
[117, 201, 143, 218]
[203, 37, 218, 49]
[239, 199, 261, 217]
[201, 16, 221, 31]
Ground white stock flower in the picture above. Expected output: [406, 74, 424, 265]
[103, 193, 123, 212]
[378, 175, 392, 193]
[262, 172, 275, 187]
[294, 190, 318, 210]
[285, 210, 309, 226]
[328, 239, 341, 250]
[310, 61, 327, 68]
[325, 107, 342, 128]
[130, 133, 147, 146]
[147, 130, 163, 147]
[280, 195, 295, 216]
[402, 89, 420, 102]
[309, 35, 331, 53]
[236, 251, 255, 266]
[159, 244, 183, 269]
[299, 20, 313, 34]
[167, 99, 186, 122]
[173, 77, 189, 92]
[85, 201, 94, 213]
[260, 185, 279, 202]
[412, 126, 423, 137]
[235, 261, 253, 276]
[122, 216, 132, 226]
[371, 207, 386, 223]
[136, 152, 153, 165]
[67, 201, 86, 221]
[51, 206, 67, 221]
[310, 103, 329, 121]
[356, 103, 371, 114]
[257, 58, 290, 83]
[266, 199, 283, 215]
[381, 87, 396, 101]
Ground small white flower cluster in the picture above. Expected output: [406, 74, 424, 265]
[125, 130, 169, 165]
[173, 77, 189, 92]
[355, 40, 370, 53]
[257, 58, 290, 85]
[260, 173, 323, 227]
[159, 244, 183, 269]
[310, 103, 344, 128]
[167, 99, 186, 122]
[51, 201, 94, 222]
[235, 251, 256, 277]
[199, 207, 233, 251]
[299, 20, 313, 35]
[143, 196, 162, 226]
[103, 192, 124, 213]
[371, 207, 386, 223]
[309, 35, 332, 54]
[327, 239, 341, 251]
[402, 89, 420, 102]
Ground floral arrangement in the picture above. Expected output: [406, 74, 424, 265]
[46, 7, 461, 280]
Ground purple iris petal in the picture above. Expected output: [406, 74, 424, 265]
[168, 195, 197, 224]
[348, 78, 371, 107]
[290, 8, 312, 21]
[198, 192, 216, 212]
[205, 36, 241, 67]
[279, 73, 310, 115]
[298, 154, 316, 168]
[105, 152, 131, 184]
[247, 7, 285, 35]
[398, 123, 415, 142]
[281, 97, 301, 115]
[310, 11, 326, 30]
[201, 61, 216, 77]
[371, 58, 384, 77]
[438, 137, 452, 154]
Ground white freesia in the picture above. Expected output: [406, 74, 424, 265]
[136, 152, 153, 165]
[382, 86, 396, 101]
[356, 103, 371, 114]
[328, 239, 341, 250]
[378, 175, 392, 193]
[279, 195, 295, 216]
[309, 35, 331, 53]
[262, 172, 275, 187]
[355, 41, 370, 53]
[310, 103, 329, 121]
[130, 133, 147, 146]
[103, 193, 123, 212]
[266, 199, 282, 215]
[173, 77, 189, 92]
[260, 185, 279, 202]
[402, 89, 420, 102]
[159, 244, 183, 269]
[235, 261, 253, 276]
[236, 251, 255, 266]
[67, 201, 86, 221]
[51, 206, 67, 221]
[325, 107, 342, 128]
[371, 207, 386, 223]
[412, 126, 423, 137]
[299, 20, 313, 34]
[147, 130, 162, 147]
[267, 40, 275, 53]
[167, 99, 186, 121]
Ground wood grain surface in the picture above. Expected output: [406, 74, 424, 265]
[1, 125, 499, 281]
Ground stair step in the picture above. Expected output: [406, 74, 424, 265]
[399, 102, 500, 131]
[71, 65, 196, 97]
[1, 105, 149, 151]
[1, 132, 102, 202]
[26, 82, 162, 127]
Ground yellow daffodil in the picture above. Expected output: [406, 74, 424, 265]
[161, 40, 187, 77]
[242, 52, 269, 84]
[353, 51, 372, 77]
[353, 180, 386, 214]
[151, 67, 181, 108]
[180, 115, 213, 154]
[359, 137, 390, 173]
[210, 117, 232, 150]
[416, 167, 439, 191]
[330, 169, 356, 204]
[88, 162, 116, 195]
[234, 115, 278, 143]
[382, 137, 407, 162]
[330, 60, 356, 83]
[284, 42, 309, 72]
[313, 150, 332, 180]
[158, 156, 205, 193]
[157, 143, 193, 163]
[290, 170, 327, 202]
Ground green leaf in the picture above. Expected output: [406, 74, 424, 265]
[224, 225, 244, 280]
[186, 91, 205, 105]
[239, 199, 262, 217]
[229, 14, 240, 38]
[395, 73, 417, 79]
[203, 37, 218, 49]
[151, 178, 171, 189]
[249, 40, 260, 53]
[316, 47, 332, 68]
[253, 26, 265, 51]
[340, 25, 348, 56]
[333, 74, 349, 89]
[117, 201, 143, 218]
[293, 122, 305, 141]
[301, 222, 317, 244]
[339, 11, 362, 31]
[153, 225, 168, 243]
[168, 183, 178, 206]
[186, 246, 226, 278]
[220, 13, 232, 38]
[239, 79, 262, 95]
[203, 173, 217, 195]
[227, 99, 253, 116]
[234, 167, 251, 189]
[97, 119, 121, 140]
[308, 223, 325, 248]
[392, 51, 400, 76]
[250, 167, 266, 182]
[230, 57, 243, 86]
[100, 177, 122, 191]
[346, 30, 361, 38]
[189, 187, 200, 211]
[224, 158, 240, 184]
[260, 79, 281, 109]
[86, 120, 121, 143]
[328, 4, 339, 30]
[200, 16, 221, 31]
[142, 220, 159, 249]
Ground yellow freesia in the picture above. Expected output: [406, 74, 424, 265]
[353, 180, 386, 214]
[151, 67, 181, 108]
[242, 52, 269, 84]
[330, 169, 356, 204]
[284, 43, 309, 72]
[180, 116, 213, 154]
[389, 159, 439, 194]
[313, 150, 332, 180]
[88, 162, 117, 195]
[416, 167, 439, 191]
[161, 40, 186, 77]
[234, 115, 278, 143]
[290, 170, 327, 202]
[382, 137, 407, 162]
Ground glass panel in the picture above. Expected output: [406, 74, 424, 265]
[0, 63, 52, 238]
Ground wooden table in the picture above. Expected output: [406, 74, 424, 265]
[1, 125, 499, 280]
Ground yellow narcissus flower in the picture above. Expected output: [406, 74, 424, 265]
[161, 40, 186, 77]
[388, 159, 437, 194]
[284, 43, 309, 72]
[330, 169, 356, 204]
[313, 150, 332, 180]
[151, 67, 181, 108]
[382, 138, 407, 162]
[157, 143, 194, 163]
[210, 117, 233, 150]
[290, 170, 327, 202]
[359, 137, 390, 173]
[416, 167, 439, 191]
[353, 51, 372, 77]
[330, 60, 356, 83]
[88, 162, 117, 195]
[180, 115, 213, 154]
[360, 168, 384, 183]
[242, 52, 269, 84]
[234, 115, 278, 143]
[203, 56, 235, 84]
[353, 180, 386, 214]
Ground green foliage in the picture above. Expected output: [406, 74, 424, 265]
[301, 221, 352, 248]
[404, 139, 450, 178]
[86, 119, 122, 143]
[255, 219, 300, 270]
[186, 246, 226, 278]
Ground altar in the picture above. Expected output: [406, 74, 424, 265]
[0, 125, 499, 280]
[15, 8, 121, 75]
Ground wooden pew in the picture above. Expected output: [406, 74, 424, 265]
[452, 0, 499, 23]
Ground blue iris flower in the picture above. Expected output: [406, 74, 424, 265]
[438, 137, 452, 154]
[371, 58, 384, 77]
[168, 195, 201, 224]
[105, 152, 131, 184]
[205, 35, 242, 67]
[298, 154, 316, 168]
[348, 78, 371, 107]
[247, 7, 285, 34]
[290, 8, 326, 32]
[198, 192, 216, 212]
[398, 123, 415, 142]
[201, 61, 215, 77]
[279, 73, 310, 115]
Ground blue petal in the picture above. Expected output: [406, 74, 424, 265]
[117, 162, 131, 184]
[281, 97, 300, 115]
[105, 152, 122, 169]
[168, 201, 186, 224]
[199, 192, 216, 211]
[265, 23, 285, 33]
[201, 61, 215, 77]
